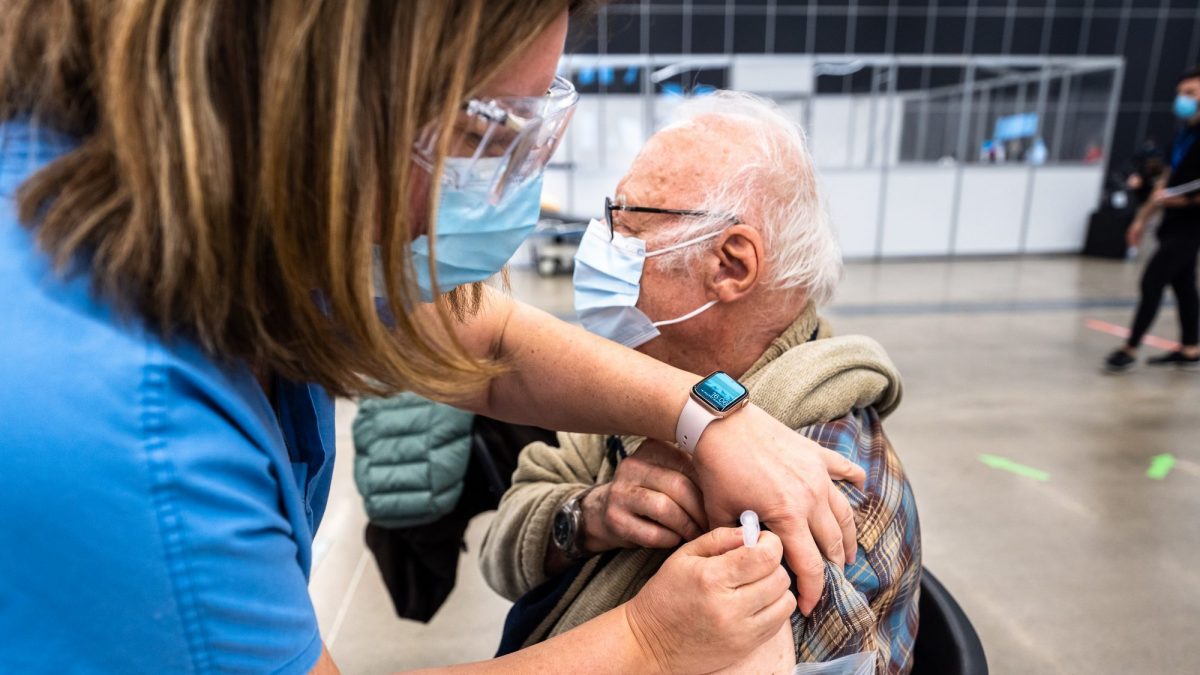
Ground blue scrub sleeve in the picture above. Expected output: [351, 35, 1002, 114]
[150, 361, 325, 673]
[0, 353, 323, 674]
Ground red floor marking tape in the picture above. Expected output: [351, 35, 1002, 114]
[1084, 318, 1181, 351]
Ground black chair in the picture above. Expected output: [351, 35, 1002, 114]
[911, 568, 988, 675]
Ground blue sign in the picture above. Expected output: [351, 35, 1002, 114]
[994, 113, 1039, 141]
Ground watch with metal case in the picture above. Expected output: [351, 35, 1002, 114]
[552, 487, 595, 559]
[674, 371, 750, 454]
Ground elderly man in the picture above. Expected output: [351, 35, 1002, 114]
[480, 91, 921, 674]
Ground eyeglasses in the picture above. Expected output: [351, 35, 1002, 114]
[604, 196, 740, 239]
[414, 75, 579, 205]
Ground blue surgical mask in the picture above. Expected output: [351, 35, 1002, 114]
[410, 160, 543, 301]
[1174, 94, 1198, 121]
[573, 218, 720, 348]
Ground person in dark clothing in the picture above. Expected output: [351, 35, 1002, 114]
[1107, 67, 1200, 373]
[1124, 139, 1166, 207]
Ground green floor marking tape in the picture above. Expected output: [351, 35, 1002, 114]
[978, 454, 1050, 482]
[1147, 453, 1176, 480]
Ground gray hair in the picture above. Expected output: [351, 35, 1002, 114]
[654, 90, 841, 307]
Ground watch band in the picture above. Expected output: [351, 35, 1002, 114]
[675, 396, 717, 453]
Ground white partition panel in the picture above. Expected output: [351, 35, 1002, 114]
[602, 95, 645, 175]
[880, 167, 957, 257]
[570, 170, 624, 219]
[822, 170, 882, 259]
[810, 97, 857, 167]
[564, 97, 600, 167]
[953, 166, 1030, 255]
[1023, 166, 1105, 253]
[541, 169, 571, 214]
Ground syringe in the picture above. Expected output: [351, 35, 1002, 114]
[739, 510, 760, 547]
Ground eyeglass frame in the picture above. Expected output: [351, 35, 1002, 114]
[413, 75, 579, 205]
[604, 196, 740, 240]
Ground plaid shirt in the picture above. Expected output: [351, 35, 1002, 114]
[792, 407, 922, 675]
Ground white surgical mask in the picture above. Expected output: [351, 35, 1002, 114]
[573, 218, 720, 348]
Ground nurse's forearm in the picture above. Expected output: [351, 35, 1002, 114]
[461, 291, 694, 441]
[319, 605, 659, 675]
[404, 605, 659, 675]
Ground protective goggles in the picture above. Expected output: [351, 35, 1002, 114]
[414, 75, 578, 205]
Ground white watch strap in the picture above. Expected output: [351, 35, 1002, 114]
[675, 396, 717, 454]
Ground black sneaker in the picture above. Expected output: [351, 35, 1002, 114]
[1146, 351, 1200, 370]
[1104, 349, 1137, 373]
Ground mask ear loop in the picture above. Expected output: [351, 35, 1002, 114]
[643, 229, 723, 327]
[652, 300, 719, 327]
[645, 230, 723, 257]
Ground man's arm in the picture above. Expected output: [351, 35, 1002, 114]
[438, 288, 865, 614]
[1128, 170, 1171, 246]
[478, 432, 602, 600]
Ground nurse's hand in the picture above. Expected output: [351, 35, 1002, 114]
[624, 527, 794, 674]
[692, 403, 866, 616]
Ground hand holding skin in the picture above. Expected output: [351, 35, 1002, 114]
[581, 440, 708, 552]
[692, 403, 865, 615]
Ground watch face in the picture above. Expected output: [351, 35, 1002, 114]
[553, 508, 574, 549]
[694, 371, 748, 413]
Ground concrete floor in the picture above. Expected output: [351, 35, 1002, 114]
[311, 256, 1200, 674]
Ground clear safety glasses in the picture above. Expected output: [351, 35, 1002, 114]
[414, 75, 578, 205]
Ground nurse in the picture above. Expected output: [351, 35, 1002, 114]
[0, 2, 864, 673]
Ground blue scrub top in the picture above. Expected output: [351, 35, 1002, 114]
[0, 121, 334, 673]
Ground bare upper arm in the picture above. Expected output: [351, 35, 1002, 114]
[310, 646, 341, 675]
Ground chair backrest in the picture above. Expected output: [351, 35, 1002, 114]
[910, 568, 989, 675]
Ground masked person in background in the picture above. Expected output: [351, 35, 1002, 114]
[481, 92, 922, 675]
[0, 3, 869, 674]
[1107, 66, 1200, 373]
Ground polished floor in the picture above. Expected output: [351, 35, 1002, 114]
[311, 255, 1200, 675]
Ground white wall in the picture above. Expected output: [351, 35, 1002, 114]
[822, 170, 882, 259]
[809, 95, 903, 169]
[880, 167, 957, 257]
[1024, 166, 1105, 253]
[953, 166, 1030, 255]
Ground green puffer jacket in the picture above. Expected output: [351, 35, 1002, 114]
[352, 393, 475, 529]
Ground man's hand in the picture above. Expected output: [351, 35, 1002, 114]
[691, 403, 865, 615]
[1153, 187, 1192, 210]
[582, 440, 708, 552]
[624, 527, 795, 674]
[1127, 218, 1146, 248]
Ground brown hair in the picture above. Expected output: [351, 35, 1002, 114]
[0, 0, 582, 399]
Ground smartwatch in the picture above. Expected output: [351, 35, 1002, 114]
[552, 487, 594, 559]
[675, 371, 750, 453]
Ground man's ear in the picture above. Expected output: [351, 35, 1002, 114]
[707, 224, 764, 302]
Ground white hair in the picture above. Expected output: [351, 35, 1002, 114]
[654, 91, 841, 307]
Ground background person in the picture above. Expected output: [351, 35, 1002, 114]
[480, 93, 921, 674]
[1107, 67, 1200, 373]
[0, 2, 865, 673]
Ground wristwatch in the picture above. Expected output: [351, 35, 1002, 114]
[552, 487, 594, 559]
[675, 371, 750, 453]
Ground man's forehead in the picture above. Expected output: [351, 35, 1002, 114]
[620, 123, 742, 201]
